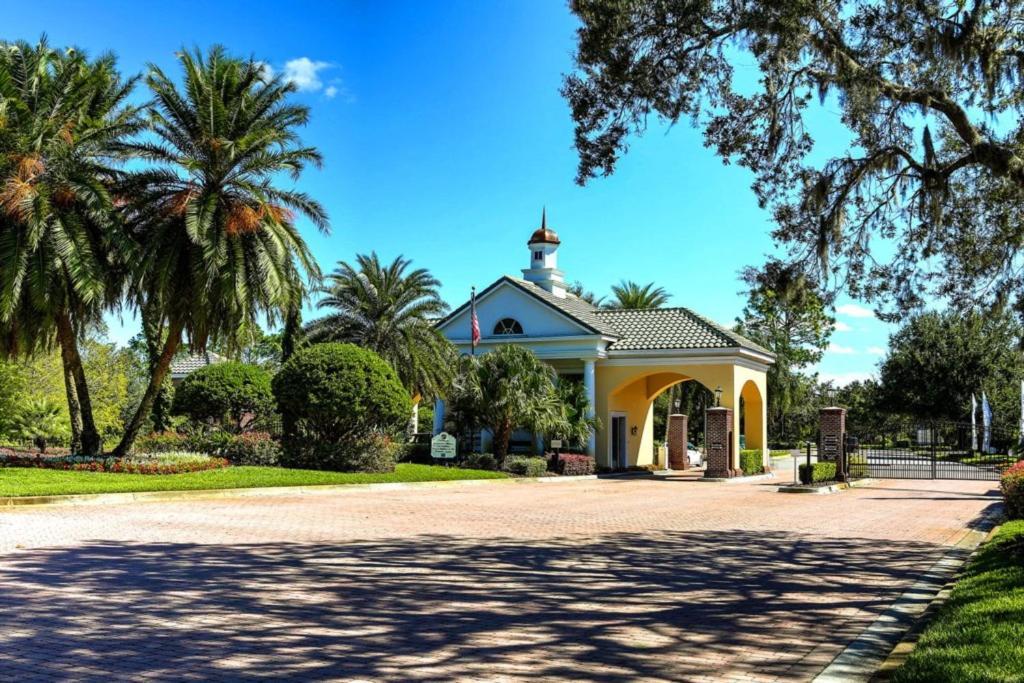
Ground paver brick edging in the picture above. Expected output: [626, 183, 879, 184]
[812, 507, 1002, 683]
[0, 470, 648, 509]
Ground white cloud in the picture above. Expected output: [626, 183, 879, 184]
[819, 371, 874, 387]
[324, 85, 338, 99]
[283, 57, 330, 92]
[255, 61, 275, 82]
[833, 321, 852, 332]
[867, 346, 886, 356]
[827, 342, 856, 355]
[836, 303, 874, 318]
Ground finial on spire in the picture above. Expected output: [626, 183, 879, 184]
[541, 206, 547, 230]
[527, 207, 560, 246]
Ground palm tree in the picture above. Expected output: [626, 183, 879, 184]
[305, 252, 455, 432]
[603, 280, 671, 309]
[0, 39, 142, 454]
[112, 46, 327, 456]
[467, 345, 562, 464]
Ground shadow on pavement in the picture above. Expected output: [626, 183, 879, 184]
[0, 527, 965, 681]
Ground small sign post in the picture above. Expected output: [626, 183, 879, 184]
[431, 432, 457, 463]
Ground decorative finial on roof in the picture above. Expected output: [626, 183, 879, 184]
[528, 207, 560, 245]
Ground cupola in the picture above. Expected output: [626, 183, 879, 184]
[522, 208, 566, 297]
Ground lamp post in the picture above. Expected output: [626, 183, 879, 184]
[714, 385, 722, 408]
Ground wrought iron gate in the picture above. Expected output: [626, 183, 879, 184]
[844, 421, 1019, 481]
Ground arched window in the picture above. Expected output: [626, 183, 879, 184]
[493, 318, 524, 335]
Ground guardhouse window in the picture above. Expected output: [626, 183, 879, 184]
[493, 318, 524, 335]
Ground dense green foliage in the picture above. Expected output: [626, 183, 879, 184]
[172, 361, 273, 427]
[0, 39, 142, 455]
[738, 449, 764, 476]
[799, 461, 837, 484]
[273, 343, 410, 471]
[503, 455, 549, 477]
[737, 259, 834, 444]
[877, 311, 1024, 429]
[114, 46, 326, 456]
[0, 463, 508, 498]
[565, 1, 1024, 317]
[305, 253, 455, 434]
[892, 521, 1024, 682]
[446, 346, 565, 462]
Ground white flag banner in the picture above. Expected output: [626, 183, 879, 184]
[971, 393, 978, 452]
[982, 391, 993, 454]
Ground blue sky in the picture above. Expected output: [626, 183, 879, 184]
[6, 1, 892, 384]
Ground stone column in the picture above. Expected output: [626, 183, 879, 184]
[433, 398, 445, 435]
[667, 414, 689, 470]
[705, 406, 737, 478]
[819, 407, 847, 478]
[583, 359, 597, 456]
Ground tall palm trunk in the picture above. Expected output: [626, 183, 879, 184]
[113, 319, 184, 457]
[493, 419, 512, 464]
[61, 358, 83, 453]
[141, 305, 172, 433]
[55, 311, 101, 455]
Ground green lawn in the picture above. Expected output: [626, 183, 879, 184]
[0, 463, 507, 498]
[892, 520, 1024, 682]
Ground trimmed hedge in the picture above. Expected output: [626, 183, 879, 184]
[739, 449, 764, 475]
[799, 461, 837, 484]
[172, 361, 274, 426]
[504, 455, 548, 477]
[1001, 460, 1024, 519]
[462, 453, 498, 471]
[556, 453, 596, 476]
[272, 343, 410, 472]
[0, 451, 229, 474]
[221, 432, 282, 466]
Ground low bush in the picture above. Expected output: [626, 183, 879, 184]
[504, 455, 548, 477]
[769, 449, 792, 458]
[462, 453, 498, 471]
[401, 441, 434, 464]
[848, 454, 869, 479]
[739, 449, 764, 475]
[799, 461, 837, 484]
[134, 431, 189, 453]
[0, 451, 229, 474]
[556, 453, 596, 476]
[1000, 460, 1024, 519]
[172, 361, 274, 427]
[221, 432, 282, 466]
[273, 343, 410, 472]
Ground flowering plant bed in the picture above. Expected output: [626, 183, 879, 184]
[0, 451, 229, 475]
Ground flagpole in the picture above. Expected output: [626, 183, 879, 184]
[470, 286, 477, 356]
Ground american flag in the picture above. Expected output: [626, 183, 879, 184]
[470, 286, 480, 352]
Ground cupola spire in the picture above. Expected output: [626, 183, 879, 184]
[523, 207, 566, 297]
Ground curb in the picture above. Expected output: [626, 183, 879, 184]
[698, 472, 777, 484]
[869, 522, 1002, 681]
[811, 508, 1002, 683]
[778, 478, 877, 494]
[0, 470, 647, 510]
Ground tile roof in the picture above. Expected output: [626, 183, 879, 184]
[170, 351, 226, 376]
[438, 275, 773, 358]
[595, 308, 774, 356]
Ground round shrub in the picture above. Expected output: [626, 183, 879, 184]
[272, 343, 411, 472]
[172, 361, 274, 427]
[221, 432, 282, 466]
[504, 455, 549, 477]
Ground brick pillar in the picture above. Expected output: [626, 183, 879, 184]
[667, 414, 689, 469]
[704, 406, 737, 478]
[819, 407, 847, 479]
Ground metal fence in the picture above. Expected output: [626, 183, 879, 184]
[843, 421, 1019, 481]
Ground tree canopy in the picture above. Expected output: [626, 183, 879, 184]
[564, 0, 1024, 316]
[877, 310, 1024, 429]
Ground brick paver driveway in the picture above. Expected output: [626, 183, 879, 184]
[0, 475, 1000, 682]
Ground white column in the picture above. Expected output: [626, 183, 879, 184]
[433, 398, 445, 435]
[583, 359, 597, 456]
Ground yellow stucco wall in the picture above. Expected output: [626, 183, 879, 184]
[594, 361, 768, 470]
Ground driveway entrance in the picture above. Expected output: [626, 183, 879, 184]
[0, 476, 1000, 681]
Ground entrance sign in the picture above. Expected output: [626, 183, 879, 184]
[550, 439, 563, 449]
[431, 432, 457, 459]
